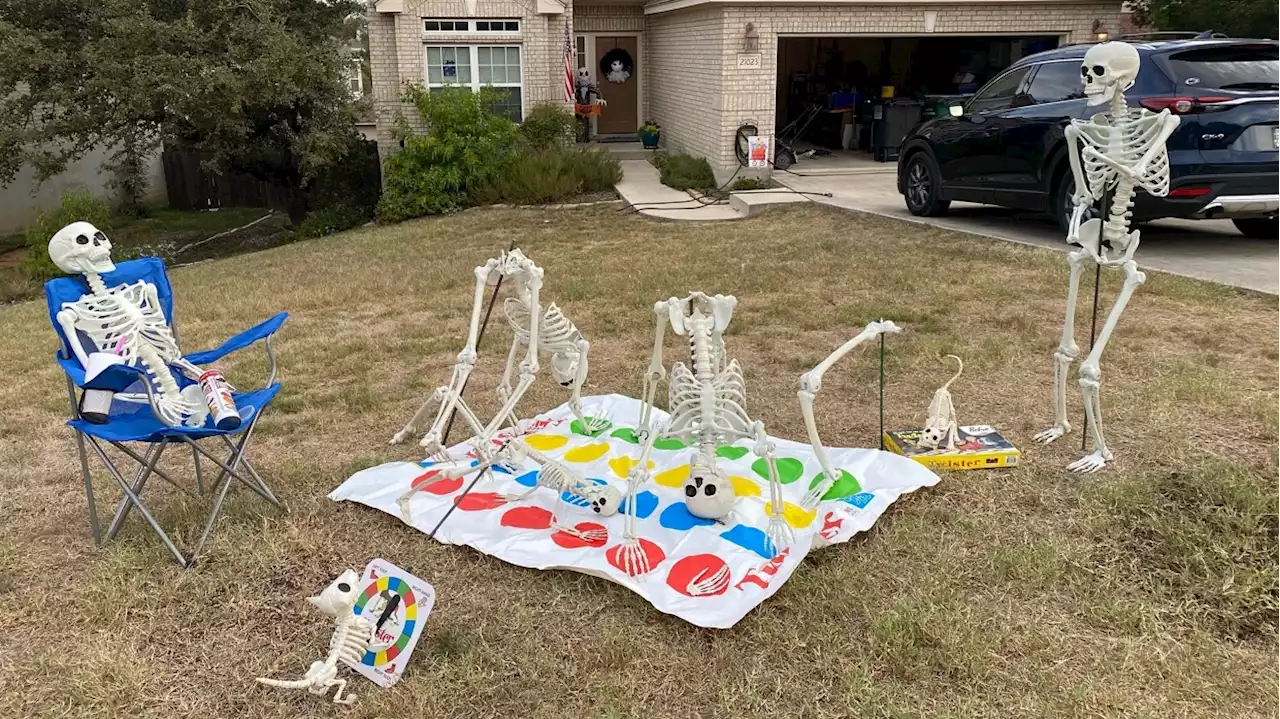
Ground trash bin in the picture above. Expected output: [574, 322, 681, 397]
[870, 100, 923, 162]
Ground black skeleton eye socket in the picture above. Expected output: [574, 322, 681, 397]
[685, 485, 697, 497]
[1081, 66, 1089, 77]
[337, 582, 351, 592]
[705, 484, 717, 496]
[1092, 65, 1105, 76]
[93, 232, 107, 245]
[75, 234, 89, 245]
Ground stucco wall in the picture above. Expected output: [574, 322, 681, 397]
[0, 148, 166, 234]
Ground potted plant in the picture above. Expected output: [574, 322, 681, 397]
[637, 121, 661, 149]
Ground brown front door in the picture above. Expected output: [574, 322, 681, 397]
[595, 36, 638, 136]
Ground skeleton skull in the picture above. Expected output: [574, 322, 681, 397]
[306, 569, 362, 618]
[683, 459, 736, 519]
[575, 67, 592, 87]
[549, 348, 582, 387]
[917, 426, 946, 450]
[49, 221, 115, 275]
[1081, 41, 1141, 107]
[589, 485, 622, 516]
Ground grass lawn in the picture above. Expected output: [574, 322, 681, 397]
[0, 204, 1274, 718]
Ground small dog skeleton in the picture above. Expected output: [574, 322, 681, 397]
[798, 320, 903, 508]
[256, 570, 390, 705]
[622, 293, 790, 576]
[50, 222, 209, 427]
[1034, 41, 1179, 473]
[392, 249, 606, 519]
[917, 355, 963, 451]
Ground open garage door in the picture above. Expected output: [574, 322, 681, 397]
[775, 36, 1059, 167]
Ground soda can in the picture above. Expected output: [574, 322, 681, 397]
[199, 369, 241, 430]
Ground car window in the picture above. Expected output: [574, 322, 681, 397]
[1166, 45, 1279, 91]
[1026, 61, 1087, 104]
[967, 67, 1031, 113]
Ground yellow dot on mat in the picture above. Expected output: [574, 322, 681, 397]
[563, 442, 610, 463]
[653, 464, 690, 488]
[609, 456, 654, 478]
[729, 476, 761, 497]
[765, 501, 817, 529]
[524, 434, 568, 451]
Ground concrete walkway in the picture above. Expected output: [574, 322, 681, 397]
[615, 160, 742, 220]
[776, 169, 1278, 294]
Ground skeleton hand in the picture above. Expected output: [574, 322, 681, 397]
[765, 510, 794, 557]
[685, 564, 730, 596]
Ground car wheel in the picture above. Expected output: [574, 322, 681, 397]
[1232, 217, 1278, 239]
[903, 154, 949, 217]
[1055, 173, 1099, 236]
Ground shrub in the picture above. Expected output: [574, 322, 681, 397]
[519, 104, 576, 151]
[657, 153, 716, 191]
[378, 86, 521, 222]
[20, 190, 114, 281]
[295, 204, 370, 239]
[473, 149, 621, 206]
[731, 177, 766, 191]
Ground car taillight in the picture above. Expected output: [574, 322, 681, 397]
[1168, 187, 1212, 198]
[1140, 96, 1233, 114]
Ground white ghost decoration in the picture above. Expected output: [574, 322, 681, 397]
[606, 59, 630, 84]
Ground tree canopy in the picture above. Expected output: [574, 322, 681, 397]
[1129, 0, 1278, 41]
[0, 0, 366, 213]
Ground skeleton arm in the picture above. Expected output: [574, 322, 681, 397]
[1064, 123, 1099, 206]
[56, 308, 93, 367]
[798, 320, 902, 509]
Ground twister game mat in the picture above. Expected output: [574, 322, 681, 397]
[330, 395, 939, 629]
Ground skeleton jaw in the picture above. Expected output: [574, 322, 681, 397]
[1084, 82, 1114, 106]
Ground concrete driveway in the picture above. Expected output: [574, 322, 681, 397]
[777, 168, 1278, 294]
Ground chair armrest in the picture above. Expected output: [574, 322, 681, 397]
[185, 312, 288, 366]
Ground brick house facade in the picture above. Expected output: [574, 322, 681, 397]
[369, 0, 1121, 180]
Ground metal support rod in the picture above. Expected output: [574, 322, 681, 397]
[879, 331, 886, 450]
[426, 465, 496, 542]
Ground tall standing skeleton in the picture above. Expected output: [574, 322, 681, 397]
[391, 249, 607, 519]
[618, 293, 791, 576]
[1034, 41, 1180, 472]
[50, 222, 210, 427]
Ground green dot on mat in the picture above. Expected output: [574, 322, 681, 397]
[751, 457, 804, 484]
[610, 427, 640, 444]
[807, 469, 862, 500]
[716, 445, 750, 460]
[653, 437, 687, 450]
[570, 417, 613, 436]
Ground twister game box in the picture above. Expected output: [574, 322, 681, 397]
[882, 425, 1020, 471]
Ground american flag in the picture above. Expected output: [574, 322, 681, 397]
[563, 21, 574, 103]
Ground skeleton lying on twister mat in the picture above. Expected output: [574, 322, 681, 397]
[333, 280, 937, 627]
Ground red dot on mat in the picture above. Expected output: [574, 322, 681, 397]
[453, 492, 506, 511]
[666, 554, 730, 597]
[605, 539, 666, 576]
[551, 522, 608, 549]
[413, 470, 464, 495]
[501, 506, 554, 530]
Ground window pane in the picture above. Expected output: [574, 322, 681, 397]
[479, 66, 492, 84]
[489, 87, 522, 121]
[1027, 62, 1086, 104]
[505, 21, 519, 31]
[477, 46, 491, 64]
[967, 67, 1029, 112]
[425, 21, 439, 31]
[476, 21, 489, 31]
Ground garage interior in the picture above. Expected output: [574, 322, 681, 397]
[775, 35, 1060, 169]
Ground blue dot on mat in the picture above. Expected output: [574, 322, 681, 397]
[720, 525, 773, 559]
[658, 502, 717, 531]
[619, 490, 659, 519]
[514, 471, 539, 488]
[562, 478, 608, 507]
[490, 463, 512, 475]
[845, 492, 875, 509]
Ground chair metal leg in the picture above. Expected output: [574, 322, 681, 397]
[193, 444, 204, 496]
[110, 442, 197, 498]
[189, 470, 236, 565]
[106, 441, 167, 541]
[85, 437, 189, 567]
[72, 431, 102, 546]
[180, 435, 274, 506]
[218, 432, 279, 507]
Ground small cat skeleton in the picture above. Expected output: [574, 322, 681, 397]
[917, 355, 963, 451]
[256, 570, 390, 705]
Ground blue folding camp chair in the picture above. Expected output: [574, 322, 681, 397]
[45, 257, 287, 567]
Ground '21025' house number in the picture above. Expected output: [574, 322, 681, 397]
[736, 53, 762, 68]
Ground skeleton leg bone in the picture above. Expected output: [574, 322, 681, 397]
[618, 420, 662, 576]
[753, 422, 793, 555]
[1067, 260, 1145, 472]
[1034, 250, 1089, 445]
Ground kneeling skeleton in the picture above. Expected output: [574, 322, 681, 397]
[392, 249, 606, 518]
[1034, 41, 1179, 473]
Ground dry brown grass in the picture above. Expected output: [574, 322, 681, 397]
[0, 204, 1275, 718]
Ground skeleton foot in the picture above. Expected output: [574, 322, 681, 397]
[389, 428, 413, 445]
[396, 492, 415, 522]
[1033, 423, 1070, 444]
[553, 523, 608, 543]
[1066, 451, 1109, 473]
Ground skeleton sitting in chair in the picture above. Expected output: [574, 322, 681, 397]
[391, 249, 606, 520]
[50, 222, 209, 427]
[1033, 41, 1180, 472]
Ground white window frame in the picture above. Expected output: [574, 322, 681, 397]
[424, 44, 525, 121]
[423, 18, 521, 36]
